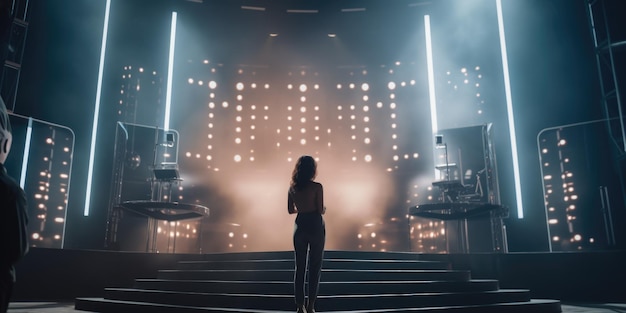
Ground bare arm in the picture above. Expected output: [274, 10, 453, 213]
[316, 183, 325, 215]
[287, 190, 297, 214]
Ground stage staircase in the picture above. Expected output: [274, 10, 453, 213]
[75, 250, 561, 313]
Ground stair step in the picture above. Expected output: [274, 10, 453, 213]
[75, 297, 561, 313]
[134, 278, 499, 295]
[157, 269, 471, 281]
[194, 250, 425, 262]
[176, 259, 450, 270]
[74, 250, 561, 313]
[101, 288, 532, 310]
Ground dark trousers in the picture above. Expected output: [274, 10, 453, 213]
[293, 212, 325, 306]
[0, 270, 13, 313]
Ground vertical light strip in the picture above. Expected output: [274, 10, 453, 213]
[84, 0, 111, 216]
[424, 15, 438, 135]
[424, 15, 440, 178]
[19, 118, 33, 189]
[164, 11, 178, 131]
[496, 0, 524, 218]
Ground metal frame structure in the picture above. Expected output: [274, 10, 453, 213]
[0, 0, 29, 111]
[586, 0, 625, 248]
[587, 0, 626, 153]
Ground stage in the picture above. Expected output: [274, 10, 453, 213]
[12, 248, 626, 304]
[3, 0, 626, 311]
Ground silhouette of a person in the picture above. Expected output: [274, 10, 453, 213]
[288, 155, 325, 313]
[0, 97, 29, 313]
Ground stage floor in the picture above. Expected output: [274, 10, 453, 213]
[7, 302, 626, 313]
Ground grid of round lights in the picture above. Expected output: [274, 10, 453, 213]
[444, 66, 484, 115]
[183, 61, 425, 173]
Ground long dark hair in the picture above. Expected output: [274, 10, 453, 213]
[290, 155, 317, 192]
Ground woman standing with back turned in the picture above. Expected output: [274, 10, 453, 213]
[288, 155, 326, 313]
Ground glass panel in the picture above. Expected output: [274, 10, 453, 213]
[6, 114, 75, 249]
[538, 119, 621, 251]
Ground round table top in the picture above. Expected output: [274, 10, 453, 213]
[119, 200, 209, 221]
[408, 203, 507, 220]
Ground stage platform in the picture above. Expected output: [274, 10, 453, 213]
[9, 248, 626, 312]
[9, 301, 626, 313]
